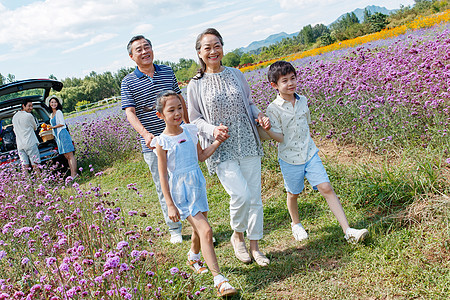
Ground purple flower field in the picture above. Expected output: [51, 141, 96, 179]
[247, 23, 449, 157]
[66, 104, 122, 127]
[0, 165, 205, 298]
[66, 105, 140, 168]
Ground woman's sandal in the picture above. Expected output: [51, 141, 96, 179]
[216, 280, 237, 297]
[187, 258, 208, 274]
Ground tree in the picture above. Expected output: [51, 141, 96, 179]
[175, 61, 199, 82]
[58, 85, 86, 113]
[298, 25, 314, 44]
[222, 51, 241, 67]
[240, 53, 254, 65]
[414, 0, 433, 12]
[319, 32, 335, 46]
[363, 8, 372, 23]
[0, 74, 5, 85]
[331, 12, 362, 41]
[6, 74, 15, 83]
[312, 24, 330, 41]
[331, 12, 360, 32]
[366, 12, 389, 33]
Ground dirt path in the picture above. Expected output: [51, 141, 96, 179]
[316, 139, 383, 166]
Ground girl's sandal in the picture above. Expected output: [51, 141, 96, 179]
[216, 280, 237, 297]
[187, 258, 208, 274]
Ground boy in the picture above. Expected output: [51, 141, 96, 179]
[261, 61, 368, 244]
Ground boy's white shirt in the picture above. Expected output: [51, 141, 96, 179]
[266, 93, 318, 165]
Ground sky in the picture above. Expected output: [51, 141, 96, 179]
[0, 0, 415, 81]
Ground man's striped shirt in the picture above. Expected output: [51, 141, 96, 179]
[121, 64, 181, 153]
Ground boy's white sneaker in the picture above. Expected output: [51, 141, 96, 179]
[292, 223, 308, 241]
[344, 228, 369, 244]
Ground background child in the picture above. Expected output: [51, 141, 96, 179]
[260, 61, 369, 244]
[151, 90, 237, 297]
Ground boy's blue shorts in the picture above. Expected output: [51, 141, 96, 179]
[279, 152, 330, 195]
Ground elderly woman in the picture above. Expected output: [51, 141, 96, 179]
[187, 28, 270, 266]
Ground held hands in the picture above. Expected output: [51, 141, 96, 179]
[143, 131, 155, 149]
[168, 204, 181, 223]
[213, 123, 230, 143]
[255, 113, 271, 131]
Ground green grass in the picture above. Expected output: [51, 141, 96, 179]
[78, 147, 450, 299]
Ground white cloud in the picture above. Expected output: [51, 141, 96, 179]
[62, 33, 117, 53]
[0, 48, 39, 63]
[131, 24, 154, 35]
[0, 0, 203, 49]
[276, 0, 334, 9]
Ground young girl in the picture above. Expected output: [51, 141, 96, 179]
[151, 90, 237, 297]
[46, 95, 78, 179]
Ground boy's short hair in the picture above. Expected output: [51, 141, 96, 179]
[267, 61, 297, 83]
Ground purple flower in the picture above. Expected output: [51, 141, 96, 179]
[59, 262, 70, 272]
[104, 256, 120, 270]
[117, 241, 129, 250]
[0, 251, 6, 260]
[102, 269, 114, 277]
[21, 257, 30, 265]
[45, 257, 56, 266]
[170, 267, 179, 275]
[119, 263, 130, 272]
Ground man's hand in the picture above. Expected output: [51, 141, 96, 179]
[213, 123, 229, 143]
[143, 131, 155, 149]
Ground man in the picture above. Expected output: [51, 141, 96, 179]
[121, 35, 189, 244]
[12, 100, 40, 171]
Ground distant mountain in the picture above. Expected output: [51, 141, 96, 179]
[239, 5, 395, 54]
[239, 32, 298, 53]
[331, 5, 394, 25]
